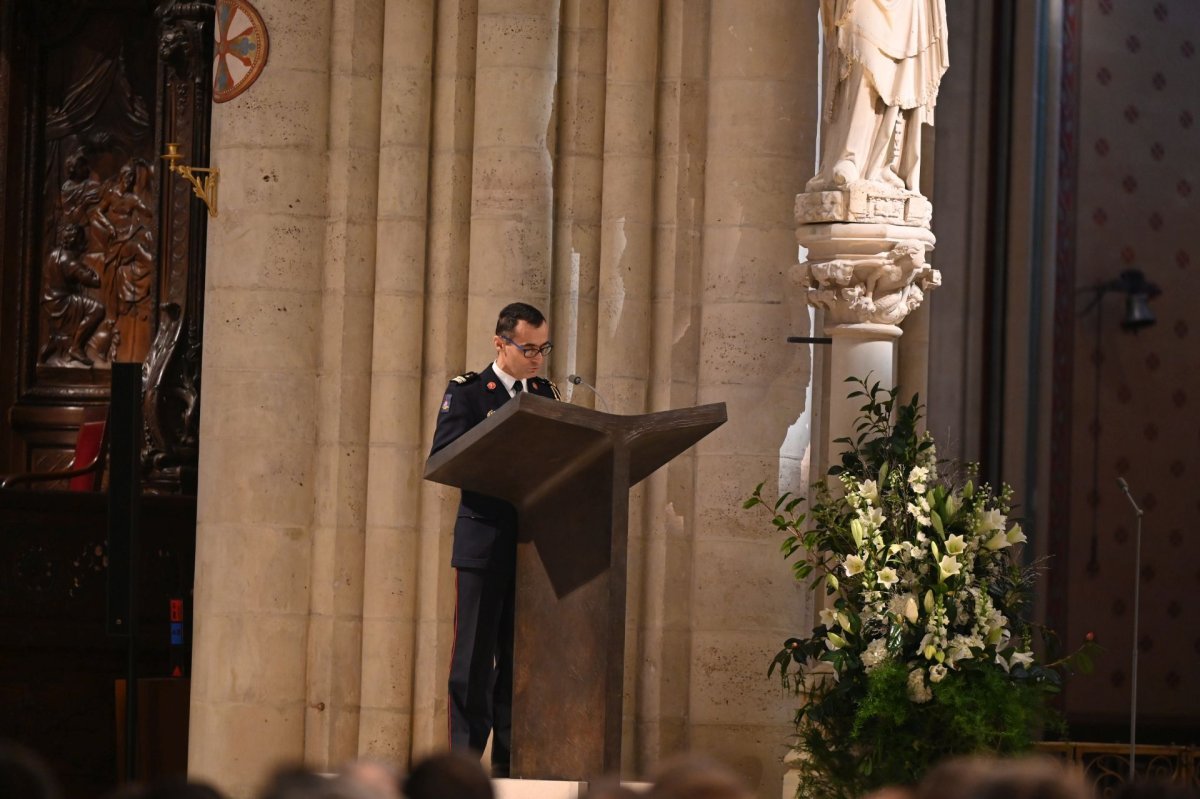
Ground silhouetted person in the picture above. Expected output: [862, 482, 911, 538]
[258, 765, 372, 799]
[0, 741, 62, 799]
[402, 752, 493, 799]
[647, 754, 753, 799]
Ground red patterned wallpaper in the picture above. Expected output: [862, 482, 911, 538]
[1058, 0, 1198, 738]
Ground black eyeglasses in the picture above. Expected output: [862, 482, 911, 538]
[500, 334, 553, 359]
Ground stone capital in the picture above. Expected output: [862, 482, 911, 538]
[794, 224, 940, 328]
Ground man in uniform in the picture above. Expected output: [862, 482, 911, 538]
[430, 302, 559, 777]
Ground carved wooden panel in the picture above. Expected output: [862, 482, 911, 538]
[0, 0, 213, 493]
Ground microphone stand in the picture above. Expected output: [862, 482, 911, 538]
[566, 374, 611, 412]
[1117, 476, 1143, 783]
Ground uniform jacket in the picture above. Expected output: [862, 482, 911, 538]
[430, 363, 559, 571]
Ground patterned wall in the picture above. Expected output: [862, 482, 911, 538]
[1055, 0, 1198, 738]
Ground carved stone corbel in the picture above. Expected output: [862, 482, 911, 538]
[801, 239, 942, 327]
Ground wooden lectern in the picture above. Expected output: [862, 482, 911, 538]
[424, 392, 727, 780]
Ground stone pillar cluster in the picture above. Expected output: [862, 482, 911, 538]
[191, 1, 826, 796]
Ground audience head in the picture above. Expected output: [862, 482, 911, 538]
[647, 754, 753, 799]
[121, 778, 227, 799]
[919, 756, 1092, 799]
[258, 765, 373, 799]
[402, 751, 493, 799]
[0, 741, 61, 799]
[342, 759, 401, 799]
[919, 756, 1001, 799]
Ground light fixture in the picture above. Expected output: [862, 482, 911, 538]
[161, 142, 219, 217]
[1105, 269, 1161, 332]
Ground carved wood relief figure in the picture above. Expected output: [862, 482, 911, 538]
[42, 152, 158, 366]
[40, 223, 104, 365]
[37, 8, 157, 370]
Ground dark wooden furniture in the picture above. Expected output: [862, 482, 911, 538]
[0, 489, 195, 798]
[425, 392, 726, 780]
[0, 404, 107, 490]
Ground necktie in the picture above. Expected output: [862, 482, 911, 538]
[512, 380, 523, 397]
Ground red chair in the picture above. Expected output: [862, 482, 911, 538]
[0, 407, 109, 491]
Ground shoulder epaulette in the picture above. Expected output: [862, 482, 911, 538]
[534, 376, 561, 400]
[451, 371, 478, 385]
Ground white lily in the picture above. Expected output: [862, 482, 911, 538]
[979, 508, 1006, 533]
[859, 479, 880, 506]
[945, 534, 966, 556]
[1006, 523, 1027, 545]
[984, 530, 1010, 551]
[938, 554, 961, 581]
[843, 554, 865, 577]
[877, 567, 899, 589]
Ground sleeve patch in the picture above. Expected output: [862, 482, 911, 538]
[440, 393, 452, 413]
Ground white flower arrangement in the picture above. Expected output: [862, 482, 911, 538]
[747, 379, 1090, 799]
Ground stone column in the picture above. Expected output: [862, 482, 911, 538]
[303, 0, 386, 769]
[795, 217, 939, 458]
[465, 0, 560, 360]
[551, 0, 606, 402]
[409, 0, 477, 758]
[188, 1, 334, 795]
[358, 0, 436, 760]
[594, 0, 659, 413]
[688, 2, 818, 793]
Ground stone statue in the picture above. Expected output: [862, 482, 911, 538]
[40, 224, 105, 365]
[806, 0, 949, 195]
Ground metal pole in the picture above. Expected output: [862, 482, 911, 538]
[1117, 477, 1143, 783]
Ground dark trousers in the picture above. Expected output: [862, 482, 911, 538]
[448, 566, 515, 773]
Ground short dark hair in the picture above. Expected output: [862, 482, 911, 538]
[0, 742, 61, 799]
[495, 302, 546, 336]
[403, 752, 493, 799]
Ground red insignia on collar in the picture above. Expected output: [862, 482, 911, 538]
[487, 381, 497, 390]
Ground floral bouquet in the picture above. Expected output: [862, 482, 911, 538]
[747, 378, 1088, 799]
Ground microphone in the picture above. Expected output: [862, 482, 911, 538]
[567, 374, 611, 412]
[1116, 477, 1143, 517]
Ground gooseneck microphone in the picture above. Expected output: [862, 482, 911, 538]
[567, 374, 611, 412]
[1117, 475, 1144, 781]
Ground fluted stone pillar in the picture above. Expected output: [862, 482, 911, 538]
[594, 0, 659, 414]
[358, 0, 436, 760]
[408, 0, 477, 758]
[551, 0, 606, 402]
[302, 0, 386, 769]
[465, 0, 560, 357]
[189, 1, 334, 794]
[687, 2, 818, 792]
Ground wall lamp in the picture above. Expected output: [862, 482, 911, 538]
[161, 143, 219, 217]
[1097, 269, 1161, 331]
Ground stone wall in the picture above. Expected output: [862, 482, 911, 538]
[189, 2, 820, 796]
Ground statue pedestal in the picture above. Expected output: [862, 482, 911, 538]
[796, 183, 932, 228]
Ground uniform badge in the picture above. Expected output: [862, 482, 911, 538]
[487, 381, 497, 390]
[440, 394, 452, 413]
